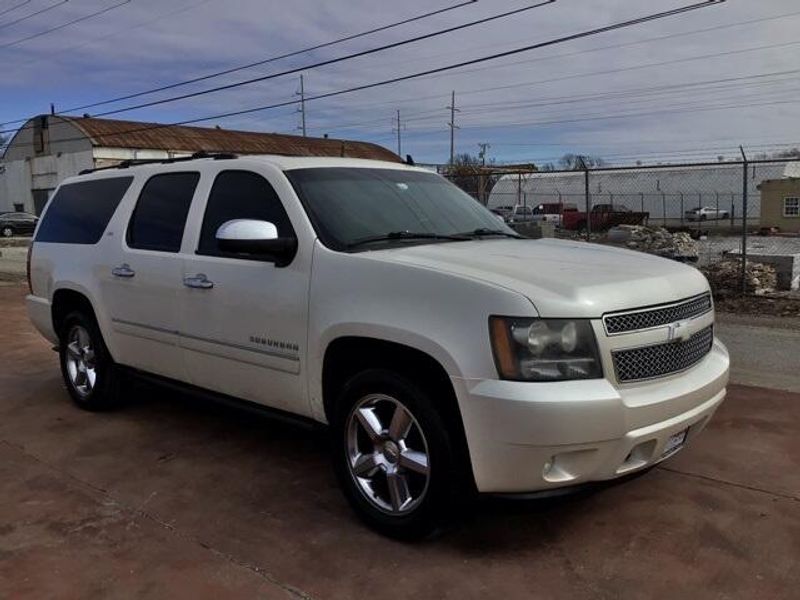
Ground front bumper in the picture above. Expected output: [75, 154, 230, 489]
[453, 338, 729, 493]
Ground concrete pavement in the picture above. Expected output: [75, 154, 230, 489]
[716, 314, 800, 393]
[0, 285, 798, 599]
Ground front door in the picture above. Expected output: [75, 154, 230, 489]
[179, 168, 311, 415]
[101, 171, 200, 381]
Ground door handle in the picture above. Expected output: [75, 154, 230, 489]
[111, 263, 135, 278]
[183, 273, 214, 289]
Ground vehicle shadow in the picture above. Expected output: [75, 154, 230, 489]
[121, 375, 615, 549]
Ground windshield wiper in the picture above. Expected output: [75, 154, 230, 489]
[457, 228, 522, 239]
[347, 231, 470, 249]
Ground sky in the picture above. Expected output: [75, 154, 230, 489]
[1, 0, 799, 165]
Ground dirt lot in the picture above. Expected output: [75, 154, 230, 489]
[0, 284, 798, 599]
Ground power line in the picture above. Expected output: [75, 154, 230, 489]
[319, 69, 800, 135]
[311, 7, 800, 118]
[412, 96, 800, 135]
[0, 0, 32, 20]
[84, 0, 558, 119]
[334, 37, 800, 129]
[0, 0, 480, 127]
[2, 1, 728, 150]
[0, 0, 132, 50]
[0, 0, 67, 32]
[6, 0, 214, 73]
[326, 8, 800, 117]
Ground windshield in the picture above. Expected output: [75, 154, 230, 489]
[287, 167, 515, 251]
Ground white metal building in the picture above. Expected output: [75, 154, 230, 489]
[488, 162, 800, 221]
[0, 115, 398, 214]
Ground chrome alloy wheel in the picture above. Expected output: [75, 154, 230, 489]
[64, 325, 97, 397]
[346, 394, 431, 515]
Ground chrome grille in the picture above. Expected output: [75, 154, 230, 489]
[613, 326, 714, 383]
[604, 294, 712, 335]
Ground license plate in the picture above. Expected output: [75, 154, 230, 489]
[662, 428, 688, 458]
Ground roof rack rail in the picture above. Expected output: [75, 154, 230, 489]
[78, 151, 238, 175]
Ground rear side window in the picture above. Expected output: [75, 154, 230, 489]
[197, 170, 293, 257]
[35, 177, 133, 244]
[127, 172, 199, 252]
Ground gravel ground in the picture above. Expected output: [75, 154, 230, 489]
[0, 245, 28, 282]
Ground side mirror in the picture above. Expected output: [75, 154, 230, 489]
[215, 219, 297, 267]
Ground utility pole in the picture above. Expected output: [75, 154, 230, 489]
[393, 109, 402, 156]
[296, 75, 307, 137]
[739, 145, 749, 295]
[447, 90, 459, 164]
[478, 142, 490, 166]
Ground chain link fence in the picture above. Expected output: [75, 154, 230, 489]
[442, 158, 800, 296]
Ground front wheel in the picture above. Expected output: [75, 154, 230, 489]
[1, 226, 13, 237]
[332, 369, 462, 539]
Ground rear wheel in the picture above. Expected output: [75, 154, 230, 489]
[1, 226, 13, 237]
[58, 310, 121, 410]
[332, 369, 461, 539]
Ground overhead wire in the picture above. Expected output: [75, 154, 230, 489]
[7, 0, 215, 72]
[84, 0, 558, 118]
[0, 1, 730, 149]
[55, 0, 481, 115]
[0, 0, 133, 50]
[0, 0, 32, 20]
[319, 70, 800, 134]
[309, 7, 800, 116]
[0, 0, 482, 126]
[0, 0, 67, 31]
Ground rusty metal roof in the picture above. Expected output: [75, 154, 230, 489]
[61, 116, 400, 162]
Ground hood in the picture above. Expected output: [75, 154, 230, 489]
[362, 238, 710, 318]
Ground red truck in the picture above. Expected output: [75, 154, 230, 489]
[561, 203, 649, 232]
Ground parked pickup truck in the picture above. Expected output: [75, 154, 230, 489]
[531, 202, 578, 227]
[562, 203, 649, 232]
[26, 154, 728, 538]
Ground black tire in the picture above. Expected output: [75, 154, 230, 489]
[58, 310, 121, 411]
[1, 226, 14, 238]
[332, 369, 462, 539]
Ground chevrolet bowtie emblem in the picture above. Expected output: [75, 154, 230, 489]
[667, 320, 691, 342]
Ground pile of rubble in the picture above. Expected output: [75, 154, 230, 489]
[700, 259, 778, 296]
[608, 225, 699, 262]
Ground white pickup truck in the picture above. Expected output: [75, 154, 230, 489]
[26, 154, 729, 538]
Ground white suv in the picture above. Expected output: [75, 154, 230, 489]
[26, 154, 729, 538]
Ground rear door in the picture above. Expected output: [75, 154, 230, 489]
[179, 167, 312, 415]
[101, 171, 200, 381]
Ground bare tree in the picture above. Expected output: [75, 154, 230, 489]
[558, 153, 607, 170]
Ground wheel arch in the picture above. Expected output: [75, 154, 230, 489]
[51, 287, 100, 339]
[321, 335, 475, 489]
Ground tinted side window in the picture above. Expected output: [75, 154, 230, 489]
[35, 177, 133, 244]
[127, 172, 199, 252]
[197, 170, 293, 257]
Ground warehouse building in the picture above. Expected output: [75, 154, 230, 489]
[0, 115, 398, 214]
[488, 161, 800, 223]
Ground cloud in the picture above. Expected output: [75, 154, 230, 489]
[2, 0, 799, 164]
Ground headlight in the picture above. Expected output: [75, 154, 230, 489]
[489, 317, 603, 381]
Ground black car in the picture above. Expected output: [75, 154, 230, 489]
[0, 212, 39, 237]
